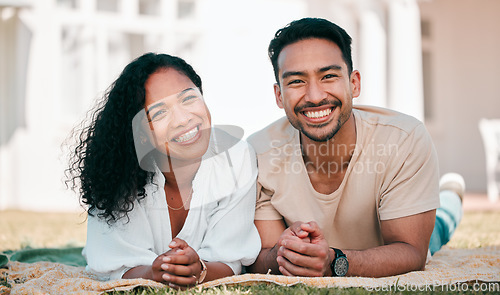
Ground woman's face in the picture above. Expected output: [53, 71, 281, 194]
[143, 68, 211, 162]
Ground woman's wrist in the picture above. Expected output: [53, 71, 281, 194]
[197, 258, 208, 283]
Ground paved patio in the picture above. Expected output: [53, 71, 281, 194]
[463, 193, 500, 212]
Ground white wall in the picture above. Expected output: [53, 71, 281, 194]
[3, 0, 495, 212]
[419, 0, 500, 192]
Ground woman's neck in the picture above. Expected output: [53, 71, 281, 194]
[161, 156, 202, 191]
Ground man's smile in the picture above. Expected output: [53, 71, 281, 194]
[303, 107, 333, 119]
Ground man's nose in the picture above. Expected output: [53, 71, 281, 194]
[305, 80, 327, 104]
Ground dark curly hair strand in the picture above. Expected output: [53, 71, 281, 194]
[66, 53, 203, 223]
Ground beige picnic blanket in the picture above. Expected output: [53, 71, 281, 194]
[1, 246, 499, 294]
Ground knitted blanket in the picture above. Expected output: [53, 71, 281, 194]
[1, 246, 499, 294]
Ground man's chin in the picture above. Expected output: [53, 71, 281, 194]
[302, 132, 335, 142]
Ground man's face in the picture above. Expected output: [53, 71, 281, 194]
[274, 38, 360, 142]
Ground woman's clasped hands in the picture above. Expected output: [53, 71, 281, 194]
[151, 238, 204, 289]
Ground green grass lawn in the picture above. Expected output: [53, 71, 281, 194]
[1, 210, 499, 294]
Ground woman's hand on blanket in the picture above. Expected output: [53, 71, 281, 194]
[277, 221, 332, 277]
[158, 238, 202, 289]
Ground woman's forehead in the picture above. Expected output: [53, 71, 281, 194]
[144, 69, 196, 103]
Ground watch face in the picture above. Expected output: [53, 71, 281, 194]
[334, 257, 349, 276]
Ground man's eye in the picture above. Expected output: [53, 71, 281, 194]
[287, 79, 303, 85]
[323, 74, 338, 79]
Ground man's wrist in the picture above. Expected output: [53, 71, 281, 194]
[329, 248, 349, 277]
[325, 248, 335, 276]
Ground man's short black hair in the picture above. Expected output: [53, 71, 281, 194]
[268, 17, 353, 84]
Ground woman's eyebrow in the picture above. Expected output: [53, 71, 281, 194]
[177, 87, 196, 98]
[146, 88, 197, 115]
[146, 102, 165, 115]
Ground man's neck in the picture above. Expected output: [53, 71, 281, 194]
[300, 113, 356, 194]
[301, 113, 356, 166]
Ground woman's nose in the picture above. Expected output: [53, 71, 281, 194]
[170, 106, 191, 127]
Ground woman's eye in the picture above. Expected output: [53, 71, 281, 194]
[182, 95, 198, 103]
[150, 109, 167, 121]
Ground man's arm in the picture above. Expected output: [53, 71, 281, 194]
[343, 210, 435, 277]
[247, 220, 286, 274]
[277, 210, 436, 277]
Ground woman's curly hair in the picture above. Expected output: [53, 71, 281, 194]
[66, 52, 202, 223]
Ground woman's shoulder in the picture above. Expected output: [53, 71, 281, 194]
[209, 126, 255, 166]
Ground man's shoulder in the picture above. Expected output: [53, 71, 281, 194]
[353, 105, 424, 136]
[247, 117, 296, 155]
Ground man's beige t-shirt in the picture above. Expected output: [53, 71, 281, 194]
[247, 105, 440, 250]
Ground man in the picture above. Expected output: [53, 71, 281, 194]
[247, 17, 463, 277]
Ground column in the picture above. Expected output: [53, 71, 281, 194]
[387, 0, 424, 121]
[357, 4, 387, 107]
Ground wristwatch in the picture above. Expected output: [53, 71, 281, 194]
[330, 248, 349, 277]
[198, 258, 207, 284]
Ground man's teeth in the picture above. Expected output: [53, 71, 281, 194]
[304, 108, 332, 119]
[174, 126, 199, 142]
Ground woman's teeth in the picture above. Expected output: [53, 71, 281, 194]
[174, 126, 199, 142]
[304, 108, 332, 119]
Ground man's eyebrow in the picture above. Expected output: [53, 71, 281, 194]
[281, 65, 343, 80]
[282, 71, 305, 80]
[319, 65, 342, 72]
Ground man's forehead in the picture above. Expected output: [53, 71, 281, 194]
[277, 38, 345, 73]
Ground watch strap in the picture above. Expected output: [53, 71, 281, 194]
[330, 247, 348, 277]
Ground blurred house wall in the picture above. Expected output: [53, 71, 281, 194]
[0, 0, 497, 211]
[419, 0, 500, 192]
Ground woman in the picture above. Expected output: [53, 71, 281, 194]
[67, 53, 260, 288]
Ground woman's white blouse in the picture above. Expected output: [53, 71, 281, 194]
[83, 128, 261, 280]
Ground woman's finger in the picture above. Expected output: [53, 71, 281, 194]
[161, 263, 195, 277]
[162, 272, 197, 287]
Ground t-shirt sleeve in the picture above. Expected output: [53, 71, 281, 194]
[254, 180, 283, 220]
[196, 142, 261, 275]
[83, 205, 158, 280]
[378, 123, 441, 220]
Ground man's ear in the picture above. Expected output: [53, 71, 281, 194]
[274, 83, 284, 109]
[350, 70, 361, 98]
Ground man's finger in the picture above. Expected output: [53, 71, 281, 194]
[279, 265, 293, 276]
[277, 254, 322, 277]
[289, 221, 309, 239]
[282, 239, 329, 259]
[301, 221, 323, 237]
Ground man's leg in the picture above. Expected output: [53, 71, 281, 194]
[429, 173, 465, 255]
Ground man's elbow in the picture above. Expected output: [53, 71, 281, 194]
[409, 244, 429, 272]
